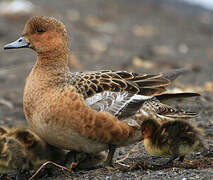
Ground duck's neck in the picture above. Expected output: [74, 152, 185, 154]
[37, 49, 68, 65]
[35, 49, 70, 73]
[28, 51, 71, 89]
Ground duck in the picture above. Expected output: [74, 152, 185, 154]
[4, 16, 199, 166]
[0, 125, 67, 174]
[140, 119, 205, 165]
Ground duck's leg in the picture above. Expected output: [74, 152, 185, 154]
[103, 144, 116, 167]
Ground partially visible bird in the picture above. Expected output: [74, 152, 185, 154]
[141, 119, 205, 166]
[0, 126, 66, 174]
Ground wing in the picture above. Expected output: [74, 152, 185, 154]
[69, 70, 170, 99]
[69, 70, 171, 119]
[69, 70, 198, 120]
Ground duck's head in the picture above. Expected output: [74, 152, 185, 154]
[141, 119, 159, 139]
[4, 16, 69, 56]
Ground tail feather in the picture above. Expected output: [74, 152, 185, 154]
[153, 111, 198, 122]
[159, 111, 198, 119]
[156, 92, 200, 102]
[156, 103, 198, 120]
[133, 98, 198, 124]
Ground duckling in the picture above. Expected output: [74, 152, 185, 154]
[4, 16, 199, 166]
[0, 126, 66, 174]
[141, 119, 205, 165]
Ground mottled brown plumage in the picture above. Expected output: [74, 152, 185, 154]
[70, 71, 170, 98]
[4, 16, 199, 166]
[141, 119, 205, 165]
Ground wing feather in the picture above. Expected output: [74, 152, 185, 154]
[85, 91, 152, 119]
[69, 70, 170, 99]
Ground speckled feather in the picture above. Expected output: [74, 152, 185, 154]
[69, 70, 170, 98]
[133, 97, 197, 124]
[69, 70, 198, 121]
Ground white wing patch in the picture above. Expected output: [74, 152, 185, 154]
[85, 91, 153, 118]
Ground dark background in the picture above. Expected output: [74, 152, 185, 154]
[0, 0, 212, 179]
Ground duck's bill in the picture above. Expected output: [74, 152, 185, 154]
[4, 37, 29, 50]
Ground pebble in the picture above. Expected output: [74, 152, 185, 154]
[132, 25, 157, 37]
[90, 39, 107, 52]
[178, 43, 189, 54]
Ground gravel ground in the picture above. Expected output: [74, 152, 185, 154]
[0, 0, 212, 179]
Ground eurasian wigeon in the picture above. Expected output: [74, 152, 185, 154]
[141, 119, 205, 166]
[4, 16, 199, 166]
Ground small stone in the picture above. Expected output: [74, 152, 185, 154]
[85, 16, 103, 27]
[152, 45, 171, 55]
[178, 43, 189, 54]
[97, 22, 117, 34]
[132, 56, 155, 69]
[132, 25, 157, 37]
[90, 39, 107, 52]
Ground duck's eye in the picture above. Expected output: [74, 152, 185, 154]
[37, 28, 45, 33]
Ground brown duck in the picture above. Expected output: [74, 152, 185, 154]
[4, 16, 199, 166]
